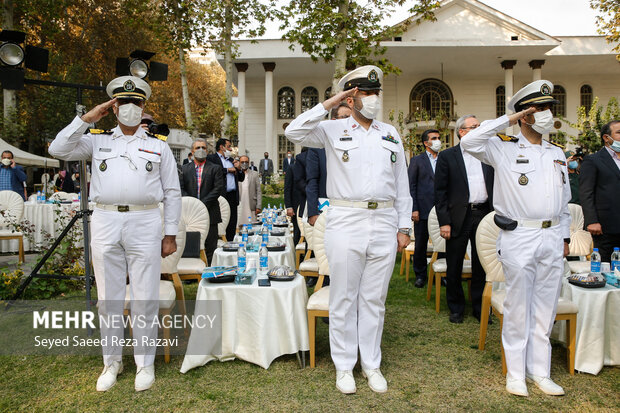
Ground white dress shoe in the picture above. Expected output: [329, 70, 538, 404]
[135, 365, 155, 392]
[96, 361, 123, 392]
[362, 368, 388, 393]
[506, 377, 529, 397]
[336, 370, 356, 394]
[526, 374, 565, 396]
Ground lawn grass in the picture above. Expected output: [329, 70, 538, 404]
[0, 253, 618, 412]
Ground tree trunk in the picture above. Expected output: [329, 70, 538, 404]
[331, 0, 349, 94]
[178, 46, 195, 135]
[220, 2, 233, 139]
[2, 0, 16, 120]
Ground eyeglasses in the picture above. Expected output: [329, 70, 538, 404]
[120, 153, 137, 171]
[194, 146, 207, 150]
[460, 125, 480, 130]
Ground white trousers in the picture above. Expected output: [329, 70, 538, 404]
[91, 208, 162, 368]
[324, 206, 397, 371]
[497, 225, 563, 380]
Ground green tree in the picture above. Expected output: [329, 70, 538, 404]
[560, 96, 620, 154]
[590, 0, 620, 60]
[280, 0, 439, 93]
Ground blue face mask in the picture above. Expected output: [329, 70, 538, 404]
[568, 161, 578, 170]
[610, 139, 620, 153]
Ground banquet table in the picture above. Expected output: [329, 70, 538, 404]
[0, 201, 90, 253]
[233, 231, 295, 255]
[180, 274, 309, 372]
[212, 245, 295, 269]
[551, 276, 620, 375]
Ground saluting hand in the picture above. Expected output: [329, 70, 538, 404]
[508, 107, 536, 126]
[322, 87, 358, 111]
[81, 98, 117, 124]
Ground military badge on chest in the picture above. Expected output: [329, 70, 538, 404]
[145, 161, 153, 171]
[99, 160, 107, 172]
[342, 150, 350, 162]
[518, 174, 528, 185]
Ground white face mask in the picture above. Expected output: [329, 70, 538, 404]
[1, 158, 11, 166]
[430, 140, 442, 152]
[530, 109, 554, 135]
[358, 94, 381, 119]
[116, 103, 143, 127]
[194, 149, 207, 161]
[224, 150, 232, 158]
[609, 139, 620, 153]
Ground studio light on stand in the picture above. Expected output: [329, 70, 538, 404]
[116, 49, 168, 81]
[0, 29, 49, 90]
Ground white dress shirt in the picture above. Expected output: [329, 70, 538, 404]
[218, 153, 236, 192]
[460, 145, 488, 204]
[285, 103, 412, 229]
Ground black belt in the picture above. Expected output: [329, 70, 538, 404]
[469, 202, 489, 211]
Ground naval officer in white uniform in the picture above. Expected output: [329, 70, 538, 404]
[49, 76, 181, 392]
[285, 66, 412, 394]
[460, 80, 571, 397]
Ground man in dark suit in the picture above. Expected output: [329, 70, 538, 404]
[249, 161, 258, 171]
[284, 148, 308, 246]
[182, 152, 192, 165]
[435, 115, 494, 323]
[206, 138, 244, 241]
[180, 139, 224, 264]
[579, 120, 620, 262]
[282, 150, 295, 175]
[409, 129, 443, 288]
[259, 152, 274, 184]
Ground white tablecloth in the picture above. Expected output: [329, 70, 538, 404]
[180, 274, 309, 371]
[212, 246, 295, 269]
[0, 201, 90, 253]
[552, 277, 620, 375]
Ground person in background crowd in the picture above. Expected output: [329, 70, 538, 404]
[259, 151, 274, 184]
[183, 152, 193, 165]
[55, 169, 75, 193]
[579, 120, 620, 262]
[0, 150, 27, 200]
[237, 155, 261, 225]
[408, 129, 442, 288]
[249, 161, 258, 171]
[565, 150, 581, 204]
[207, 139, 244, 241]
[180, 138, 224, 264]
[284, 148, 308, 247]
[282, 150, 295, 175]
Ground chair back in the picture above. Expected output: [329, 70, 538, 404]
[181, 196, 210, 246]
[475, 211, 504, 283]
[296, 206, 305, 238]
[311, 213, 330, 276]
[161, 219, 187, 274]
[217, 196, 230, 237]
[303, 220, 314, 250]
[427, 207, 445, 253]
[568, 203, 593, 257]
[0, 190, 25, 227]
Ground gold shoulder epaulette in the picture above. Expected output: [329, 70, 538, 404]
[88, 129, 113, 135]
[146, 131, 167, 141]
[497, 133, 518, 143]
[545, 140, 565, 149]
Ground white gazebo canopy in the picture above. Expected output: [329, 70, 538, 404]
[0, 138, 60, 168]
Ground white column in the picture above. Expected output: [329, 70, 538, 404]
[235, 63, 248, 155]
[502, 60, 516, 134]
[529, 60, 545, 81]
[263, 62, 276, 161]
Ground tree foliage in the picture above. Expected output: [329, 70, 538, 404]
[560, 97, 620, 154]
[590, 0, 620, 60]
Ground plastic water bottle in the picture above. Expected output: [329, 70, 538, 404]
[591, 248, 601, 274]
[259, 243, 269, 276]
[267, 216, 273, 231]
[261, 224, 269, 244]
[237, 243, 246, 271]
[41, 192, 46, 203]
[78, 192, 81, 202]
[241, 224, 248, 243]
[36, 191, 41, 204]
[611, 247, 620, 271]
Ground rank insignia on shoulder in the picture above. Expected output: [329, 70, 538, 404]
[382, 134, 399, 144]
[554, 159, 566, 166]
[146, 131, 167, 141]
[89, 129, 113, 135]
[497, 133, 518, 143]
[546, 140, 565, 149]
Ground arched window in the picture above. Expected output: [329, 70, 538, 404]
[496, 85, 505, 117]
[552, 85, 566, 117]
[301, 86, 319, 112]
[580, 84, 593, 112]
[278, 87, 295, 119]
[410, 79, 453, 118]
[324, 87, 332, 101]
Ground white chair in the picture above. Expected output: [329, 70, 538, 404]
[217, 196, 231, 244]
[426, 207, 472, 313]
[475, 211, 577, 375]
[0, 190, 25, 263]
[299, 220, 319, 279]
[307, 212, 330, 368]
[177, 197, 210, 282]
[125, 219, 186, 363]
[566, 203, 593, 274]
[295, 209, 307, 269]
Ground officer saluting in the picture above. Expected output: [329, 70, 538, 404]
[285, 66, 412, 394]
[460, 80, 571, 397]
[49, 76, 181, 392]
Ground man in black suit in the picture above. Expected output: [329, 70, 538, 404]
[182, 152, 192, 165]
[282, 150, 295, 175]
[579, 120, 620, 262]
[180, 139, 225, 264]
[409, 129, 443, 288]
[435, 115, 494, 323]
[249, 161, 258, 171]
[259, 152, 274, 184]
[284, 148, 308, 246]
[206, 138, 244, 241]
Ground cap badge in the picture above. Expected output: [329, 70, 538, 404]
[123, 80, 136, 92]
[540, 83, 551, 95]
[368, 70, 378, 82]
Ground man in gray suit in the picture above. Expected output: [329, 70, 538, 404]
[259, 151, 274, 185]
[238, 155, 262, 224]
